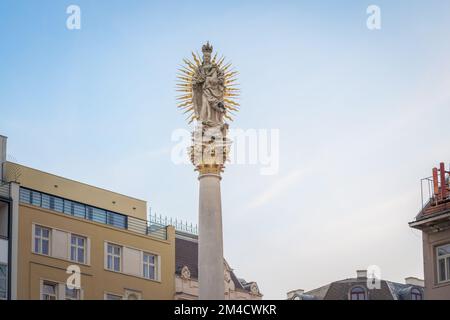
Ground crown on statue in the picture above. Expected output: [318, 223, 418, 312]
[202, 41, 213, 54]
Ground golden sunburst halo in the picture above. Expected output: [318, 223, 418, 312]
[176, 50, 240, 123]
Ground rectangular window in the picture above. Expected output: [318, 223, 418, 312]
[31, 191, 41, 206]
[143, 253, 157, 280]
[0, 264, 7, 299]
[70, 235, 86, 264]
[88, 207, 107, 224]
[52, 196, 64, 212]
[65, 285, 80, 300]
[19, 188, 31, 204]
[73, 202, 86, 219]
[64, 200, 74, 215]
[107, 212, 127, 229]
[41, 194, 50, 209]
[34, 225, 51, 255]
[105, 293, 122, 300]
[41, 281, 58, 300]
[106, 243, 122, 272]
[437, 244, 450, 283]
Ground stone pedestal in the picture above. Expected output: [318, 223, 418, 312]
[198, 173, 224, 300]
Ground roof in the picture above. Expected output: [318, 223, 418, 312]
[296, 277, 424, 300]
[174, 234, 258, 294]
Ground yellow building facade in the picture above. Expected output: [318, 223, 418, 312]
[2, 161, 175, 300]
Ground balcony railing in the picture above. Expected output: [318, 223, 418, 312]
[149, 213, 198, 235]
[19, 187, 167, 241]
[420, 162, 450, 214]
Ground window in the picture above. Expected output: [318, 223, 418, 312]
[107, 212, 127, 229]
[411, 288, 422, 300]
[437, 244, 450, 283]
[350, 286, 366, 300]
[34, 225, 51, 255]
[107, 243, 122, 272]
[65, 285, 80, 300]
[87, 207, 107, 224]
[70, 235, 86, 264]
[105, 293, 122, 300]
[0, 264, 7, 299]
[31, 191, 41, 206]
[41, 281, 58, 300]
[143, 253, 157, 280]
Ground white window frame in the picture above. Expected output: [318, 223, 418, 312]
[70, 234, 87, 264]
[34, 225, 51, 256]
[106, 243, 122, 272]
[41, 281, 58, 300]
[65, 284, 81, 300]
[143, 252, 157, 280]
[436, 243, 450, 284]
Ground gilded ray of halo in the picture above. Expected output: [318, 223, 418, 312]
[182, 58, 196, 70]
[217, 56, 226, 68]
[176, 94, 192, 100]
[224, 93, 239, 98]
[177, 100, 192, 108]
[178, 68, 194, 77]
[225, 105, 239, 112]
[224, 99, 240, 106]
[177, 76, 192, 82]
[221, 62, 233, 72]
[212, 52, 218, 64]
[191, 52, 201, 67]
[176, 83, 192, 88]
[225, 71, 239, 78]
[182, 107, 194, 114]
[225, 81, 239, 87]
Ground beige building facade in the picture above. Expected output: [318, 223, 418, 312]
[1, 147, 175, 300]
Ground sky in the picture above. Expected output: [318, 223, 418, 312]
[1, 0, 450, 299]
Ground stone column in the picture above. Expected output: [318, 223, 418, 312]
[198, 172, 224, 300]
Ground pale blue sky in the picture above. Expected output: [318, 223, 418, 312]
[1, 0, 450, 299]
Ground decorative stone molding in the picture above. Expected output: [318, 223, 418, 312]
[181, 266, 191, 280]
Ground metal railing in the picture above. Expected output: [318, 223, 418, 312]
[149, 213, 198, 235]
[127, 216, 168, 240]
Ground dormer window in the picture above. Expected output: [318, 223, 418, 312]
[411, 288, 422, 300]
[350, 286, 366, 300]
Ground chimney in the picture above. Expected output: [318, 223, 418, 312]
[287, 289, 304, 299]
[405, 277, 424, 287]
[356, 270, 367, 279]
[0, 135, 6, 181]
[433, 167, 439, 198]
[440, 162, 448, 200]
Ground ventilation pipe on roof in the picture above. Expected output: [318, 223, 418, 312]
[0, 135, 7, 181]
